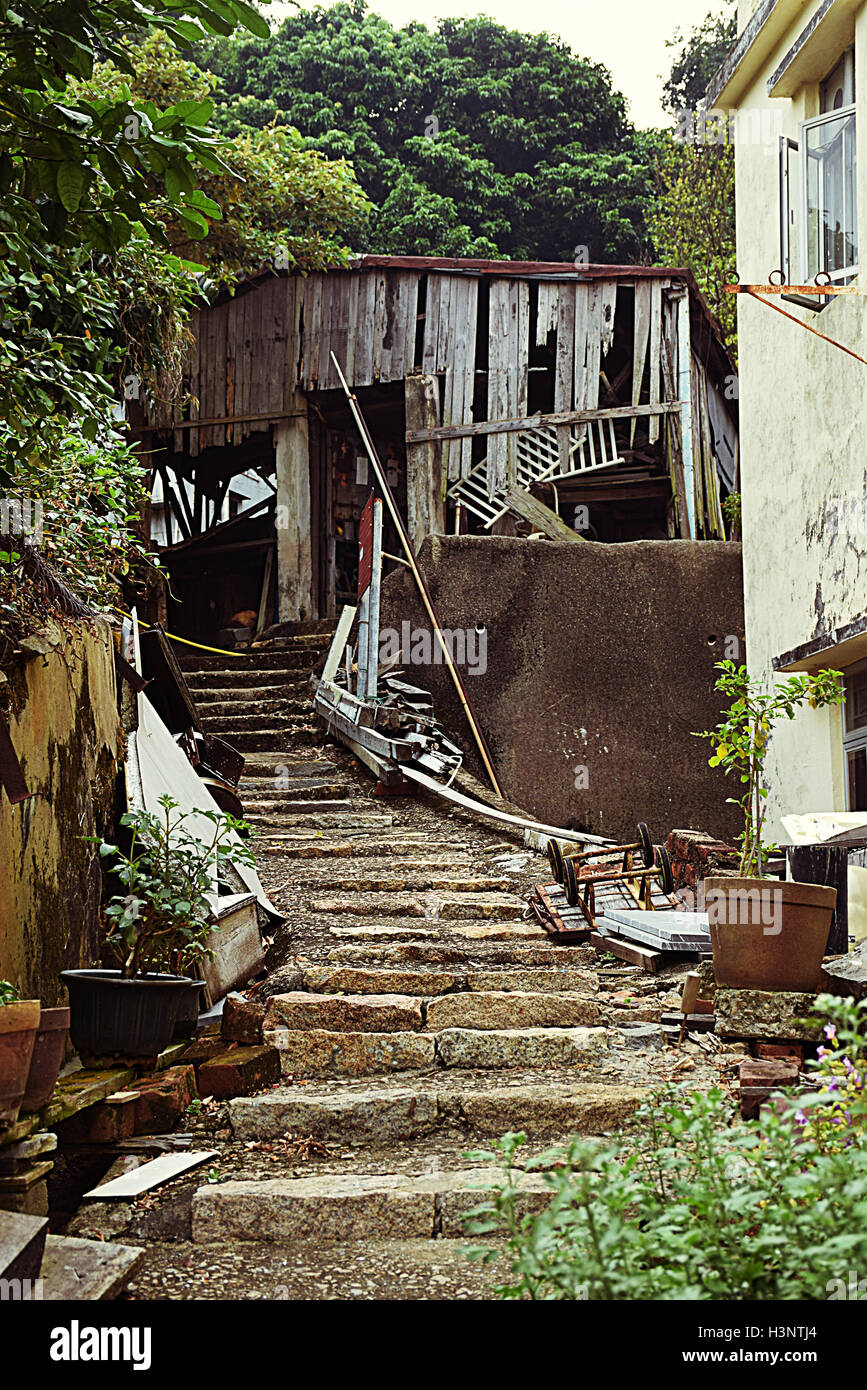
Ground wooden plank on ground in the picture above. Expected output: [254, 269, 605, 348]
[83, 1150, 218, 1201]
[590, 930, 665, 974]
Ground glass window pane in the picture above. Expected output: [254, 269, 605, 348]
[805, 110, 858, 278]
[849, 749, 867, 811]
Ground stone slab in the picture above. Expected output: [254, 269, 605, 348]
[301, 965, 460, 996]
[0, 1210, 47, 1282]
[435, 1026, 608, 1069]
[715, 989, 822, 1042]
[265, 1029, 437, 1078]
[425, 991, 599, 1031]
[40, 1235, 145, 1300]
[265, 992, 424, 1034]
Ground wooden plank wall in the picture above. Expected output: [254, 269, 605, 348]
[421, 274, 478, 479]
[297, 269, 420, 390]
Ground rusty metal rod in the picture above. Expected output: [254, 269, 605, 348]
[330, 351, 504, 798]
[734, 289, 867, 368]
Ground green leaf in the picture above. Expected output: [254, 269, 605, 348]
[56, 161, 85, 212]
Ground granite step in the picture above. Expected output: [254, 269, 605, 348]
[265, 1024, 608, 1077]
[192, 1166, 550, 1243]
[229, 1075, 646, 1145]
[264, 989, 599, 1033]
[308, 891, 527, 920]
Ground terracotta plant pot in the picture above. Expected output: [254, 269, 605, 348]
[60, 970, 194, 1061]
[0, 999, 40, 1127]
[22, 1006, 70, 1113]
[704, 877, 837, 993]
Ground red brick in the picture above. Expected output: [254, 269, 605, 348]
[754, 1041, 804, 1065]
[197, 1046, 281, 1100]
[129, 1065, 198, 1134]
[739, 1059, 799, 1089]
[60, 1092, 137, 1144]
[221, 994, 265, 1046]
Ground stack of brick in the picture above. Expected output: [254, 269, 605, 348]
[665, 828, 739, 898]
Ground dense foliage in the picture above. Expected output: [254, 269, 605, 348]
[199, 1, 653, 262]
[464, 996, 867, 1300]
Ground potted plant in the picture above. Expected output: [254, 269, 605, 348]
[61, 795, 255, 1059]
[21, 1003, 70, 1113]
[0, 980, 40, 1127]
[695, 661, 845, 992]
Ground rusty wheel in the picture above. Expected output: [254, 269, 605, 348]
[547, 838, 565, 884]
[637, 821, 653, 869]
[655, 845, 674, 896]
[563, 856, 580, 907]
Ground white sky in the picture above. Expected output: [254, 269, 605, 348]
[269, 0, 731, 129]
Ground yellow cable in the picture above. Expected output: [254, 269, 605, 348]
[134, 619, 242, 658]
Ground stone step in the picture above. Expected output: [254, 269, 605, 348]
[293, 875, 512, 895]
[199, 699, 310, 720]
[265, 1024, 607, 1077]
[229, 1076, 646, 1145]
[252, 812, 394, 831]
[201, 711, 311, 734]
[309, 891, 526, 920]
[241, 755, 338, 776]
[192, 683, 308, 703]
[241, 786, 350, 807]
[247, 799, 356, 818]
[188, 672, 311, 692]
[192, 1166, 550, 1243]
[326, 921, 546, 943]
[247, 800, 358, 817]
[325, 942, 596, 969]
[231, 728, 322, 751]
[180, 651, 314, 674]
[265, 989, 599, 1033]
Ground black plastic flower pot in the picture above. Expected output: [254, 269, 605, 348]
[59, 969, 194, 1060]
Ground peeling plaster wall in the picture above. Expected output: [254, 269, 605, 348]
[0, 621, 121, 1004]
[381, 537, 745, 844]
[731, 2, 867, 834]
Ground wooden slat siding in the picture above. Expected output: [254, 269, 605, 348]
[600, 282, 617, 357]
[436, 274, 453, 371]
[354, 272, 376, 385]
[371, 269, 388, 381]
[237, 289, 251, 441]
[309, 273, 326, 389]
[316, 275, 335, 389]
[583, 281, 603, 418]
[329, 275, 351, 390]
[571, 282, 590, 451]
[630, 280, 652, 446]
[459, 278, 479, 476]
[405, 272, 420, 374]
[536, 281, 559, 346]
[648, 281, 663, 445]
[210, 301, 228, 450]
[421, 273, 441, 375]
[378, 271, 399, 382]
[343, 273, 361, 386]
[487, 279, 508, 495]
[284, 276, 302, 411]
[515, 279, 530, 486]
[188, 309, 200, 457]
[554, 282, 576, 474]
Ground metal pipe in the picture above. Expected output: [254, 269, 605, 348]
[330, 351, 504, 797]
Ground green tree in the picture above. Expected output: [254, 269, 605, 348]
[200, 1, 653, 262]
[647, 5, 738, 350]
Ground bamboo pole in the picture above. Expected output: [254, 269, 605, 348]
[330, 352, 504, 797]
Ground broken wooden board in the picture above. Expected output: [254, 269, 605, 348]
[532, 882, 592, 940]
[40, 1235, 145, 1300]
[83, 1150, 218, 1201]
[590, 930, 666, 974]
[199, 892, 265, 1007]
[504, 483, 584, 542]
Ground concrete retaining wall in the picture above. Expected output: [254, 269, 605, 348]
[381, 536, 745, 845]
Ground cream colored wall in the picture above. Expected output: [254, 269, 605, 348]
[732, 1, 867, 835]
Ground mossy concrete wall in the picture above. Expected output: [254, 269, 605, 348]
[381, 536, 745, 844]
[0, 621, 121, 1004]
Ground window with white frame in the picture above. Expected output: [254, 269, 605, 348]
[843, 658, 867, 811]
[780, 47, 858, 291]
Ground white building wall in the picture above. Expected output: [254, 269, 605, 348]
[725, 0, 867, 833]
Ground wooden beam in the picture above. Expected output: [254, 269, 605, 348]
[504, 484, 584, 542]
[404, 374, 445, 550]
[406, 401, 683, 445]
[275, 390, 314, 622]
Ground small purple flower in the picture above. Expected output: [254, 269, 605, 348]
[795, 1110, 808, 1127]
[824, 1024, 838, 1041]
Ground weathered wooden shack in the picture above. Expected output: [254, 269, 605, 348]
[137, 255, 737, 641]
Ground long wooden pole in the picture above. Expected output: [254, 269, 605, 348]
[330, 352, 504, 798]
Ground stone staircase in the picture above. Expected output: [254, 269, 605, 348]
[134, 629, 698, 1298]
